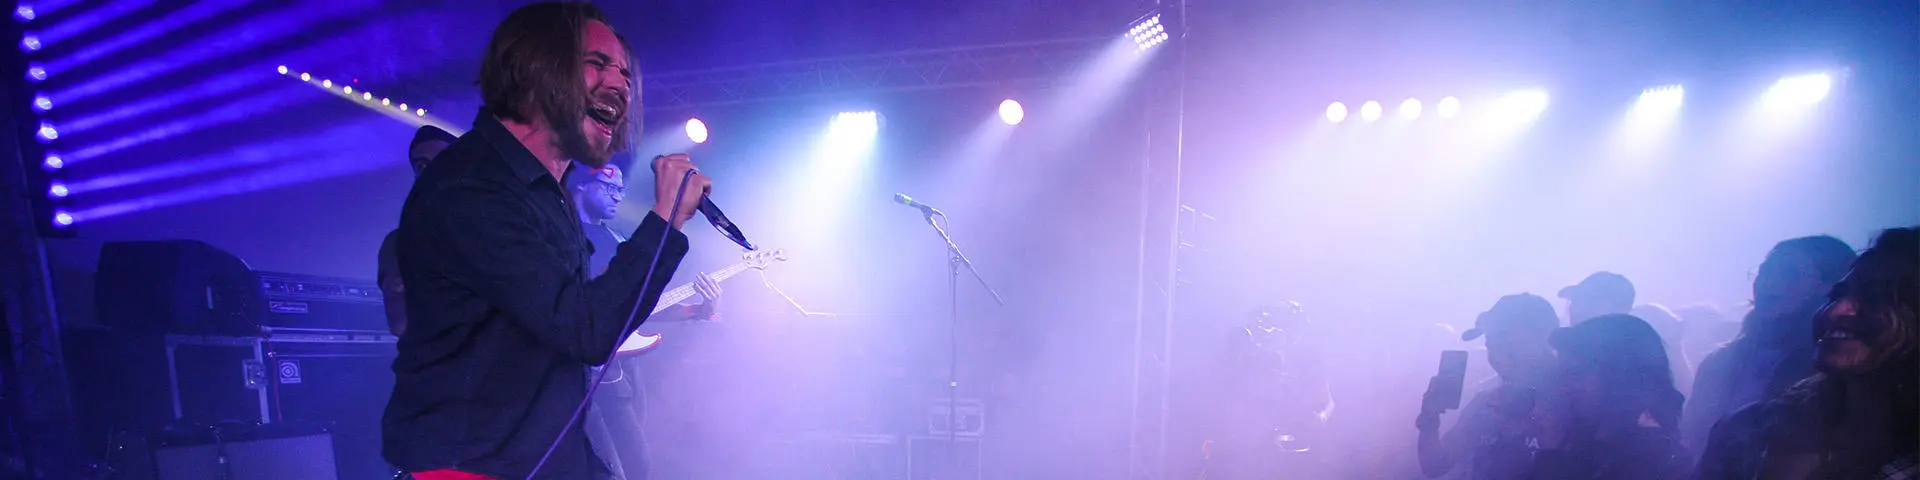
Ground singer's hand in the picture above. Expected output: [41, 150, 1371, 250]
[650, 154, 710, 229]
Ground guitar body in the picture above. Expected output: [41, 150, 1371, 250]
[615, 332, 662, 357]
[612, 248, 786, 357]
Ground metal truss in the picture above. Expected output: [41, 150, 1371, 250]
[641, 37, 1107, 111]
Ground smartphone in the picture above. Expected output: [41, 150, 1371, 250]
[1434, 350, 1469, 411]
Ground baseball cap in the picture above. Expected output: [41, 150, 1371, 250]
[1549, 313, 1670, 372]
[1558, 271, 1635, 305]
[1461, 293, 1560, 341]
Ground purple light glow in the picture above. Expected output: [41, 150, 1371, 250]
[43, 154, 63, 170]
[48, 183, 68, 198]
[52, 211, 72, 227]
[14, 5, 34, 21]
[37, 122, 58, 141]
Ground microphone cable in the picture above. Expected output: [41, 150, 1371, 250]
[525, 168, 696, 480]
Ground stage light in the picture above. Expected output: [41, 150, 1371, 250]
[15, 5, 34, 21]
[686, 118, 709, 144]
[276, 65, 288, 75]
[43, 154, 63, 170]
[1360, 101, 1382, 122]
[1763, 73, 1831, 110]
[33, 94, 51, 112]
[48, 182, 67, 198]
[1129, 13, 1167, 52]
[416, 108, 426, 117]
[53, 211, 73, 228]
[1629, 85, 1684, 123]
[998, 98, 1024, 126]
[322, 79, 332, 88]
[1497, 89, 1549, 123]
[299, 72, 311, 81]
[1399, 98, 1423, 120]
[1325, 102, 1348, 123]
[1437, 96, 1461, 118]
[28, 64, 46, 82]
[398, 103, 407, 111]
[381, 97, 390, 106]
[361, 92, 372, 101]
[343, 86, 353, 94]
[829, 111, 880, 145]
[21, 34, 40, 52]
[37, 122, 57, 141]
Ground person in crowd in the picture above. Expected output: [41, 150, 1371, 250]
[1683, 235, 1856, 458]
[1416, 293, 1563, 479]
[1534, 314, 1691, 480]
[1634, 304, 1696, 396]
[1674, 304, 1736, 371]
[379, 125, 458, 337]
[1218, 301, 1335, 477]
[1561, 272, 1635, 325]
[1694, 227, 1918, 479]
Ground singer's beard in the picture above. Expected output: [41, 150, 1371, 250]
[546, 99, 610, 167]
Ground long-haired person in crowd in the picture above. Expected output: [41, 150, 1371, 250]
[1535, 314, 1692, 479]
[1683, 236, 1857, 456]
[1695, 227, 1919, 479]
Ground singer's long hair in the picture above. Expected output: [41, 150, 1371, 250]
[478, 2, 640, 155]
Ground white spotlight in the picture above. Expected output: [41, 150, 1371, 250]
[830, 111, 880, 141]
[361, 92, 372, 101]
[1497, 89, 1549, 123]
[416, 108, 427, 117]
[1359, 101, 1382, 122]
[1630, 85, 1685, 124]
[686, 118, 709, 144]
[998, 99, 1024, 126]
[299, 72, 311, 81]
[1437, 96, 1461, 118]
[1128, 13, 1168, 52]
[1325, 102, 1348, 123]
[1763, 73, 1832, 110]
[1399, 98, 1423, 120]
[276, 65, 289, 75]
[322, 79, 332, 88]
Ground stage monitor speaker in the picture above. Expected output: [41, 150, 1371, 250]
[120, 424, 337, 480]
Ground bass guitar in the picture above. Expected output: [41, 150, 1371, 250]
[613, 248, 786, 356]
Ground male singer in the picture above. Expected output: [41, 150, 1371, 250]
[383, 3, 711, 480]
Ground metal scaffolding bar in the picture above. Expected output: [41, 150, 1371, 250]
[641, 37, 1107, 110]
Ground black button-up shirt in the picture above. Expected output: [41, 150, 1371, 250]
[383, 109, 687, 480]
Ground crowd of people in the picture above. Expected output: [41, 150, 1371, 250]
[1406, 229, 1918, 479]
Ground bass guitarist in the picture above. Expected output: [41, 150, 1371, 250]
[570, 162, 720, 480]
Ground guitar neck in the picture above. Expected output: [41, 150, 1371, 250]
[650, 260, 752, 314]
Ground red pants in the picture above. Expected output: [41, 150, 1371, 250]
[411, 470, 497, 480]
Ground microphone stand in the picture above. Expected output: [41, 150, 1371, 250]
[917, 210, 1003, 480]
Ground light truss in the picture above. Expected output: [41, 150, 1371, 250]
[641, 37, 1106, 111]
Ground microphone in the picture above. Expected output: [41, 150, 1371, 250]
[698, 197, 755, 251]
[650, 155, 754, 251]
[893, 193, 944, 217]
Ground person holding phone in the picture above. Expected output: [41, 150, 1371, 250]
[1416, 293, 1564, 479]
